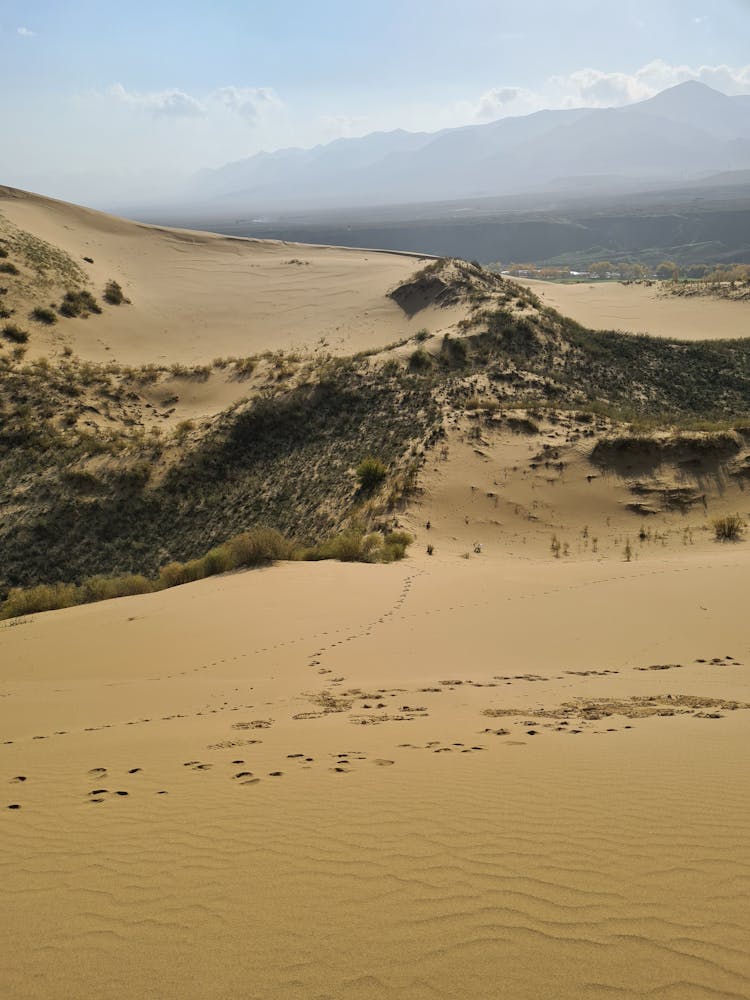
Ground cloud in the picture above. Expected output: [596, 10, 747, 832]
[109, 83, 205, 118]
[212, 86, 281, 123]
[552, 60, 750, 108]
[108, 83, 282, 123]
[17, 26, 35, 37]
[475, 87, 523, 120]
[319, 114, 368, 137]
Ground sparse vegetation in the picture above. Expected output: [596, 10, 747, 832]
[409, 347, 432, 372]
[30, 306, 57, 325]
[356, 456, 388, 491]
[0, 262, 20, 276]
[58, 289, 102, 318]
[2, 324, 29, 344]
[713, 514, 744, 541]
[103, 280, 127, 305]
[0, 525, 413, 620]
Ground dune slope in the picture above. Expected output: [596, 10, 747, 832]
[0, 186, 465, 364]
[2, 540, 750, 999]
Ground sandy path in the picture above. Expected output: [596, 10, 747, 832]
[522, 278, 750, 340]
[2, 550, 750, 999]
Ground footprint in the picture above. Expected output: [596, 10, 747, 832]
[7, 803, 21, 810]
[373, 759, 394, 766]
[10, 776, 26, 783]
[88, 767, 107, 775]
[269, 771, 283, 777]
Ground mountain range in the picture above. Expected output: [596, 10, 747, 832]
[188, 82, 750, 211]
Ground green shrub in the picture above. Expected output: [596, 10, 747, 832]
[2, 324, 29, 343]
[441, 334, 468, 365]
[233, 357, 256, 378]
[356, 456, 388, 491]
[1, 582, 79, 617]
[409, 348, 432, 372]
[59, 289, 102, 317]
[31, 306, 57, 325]
[78, 575, 153, 603]
[228, 527, 297, 567]
[103, 280, 126, 305]
[713, 514, 744, 541]
[382, 530, 413, 561]
[304, 529, 378, 563]
[304, 528, 412, 564]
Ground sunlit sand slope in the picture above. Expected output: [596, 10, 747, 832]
[0, 186, 462, 365]
[523, 276, 749, 340]
[2, 545, 750, 999]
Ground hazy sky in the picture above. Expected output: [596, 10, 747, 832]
[2, 0, 749, 207]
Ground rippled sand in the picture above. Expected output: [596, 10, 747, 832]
[3, 543, 750, 999]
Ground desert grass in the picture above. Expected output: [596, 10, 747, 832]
[356, 457, 388, 491]
[0, 527, 413, 620]
[713, 514, 744, 541]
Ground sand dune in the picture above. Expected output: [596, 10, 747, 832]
[3, 423, 750, 999]
[0, 187, 464, 365]
[522, 277, 750, 340]
[3, 187, 750, 999]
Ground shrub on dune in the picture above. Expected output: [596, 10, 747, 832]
[1, 582, 79, 617]
[228, 527, 298, 567]
[355, 456, 388, 491]
[713, 514, 744, 541]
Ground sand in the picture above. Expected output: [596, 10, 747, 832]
[522, 277, 750, 340]
[3, 417, 750, 999]
[3, 190, 750, 999]
[0, 187, 464, 366]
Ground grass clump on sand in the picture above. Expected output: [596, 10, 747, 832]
[713, 514, 744, 541]
[2, 323, 29, 344]
[0, 527, 412, 620]
[303, 528, 412, 564]
[30, 306, 57, 325]
[356, 456, 388, 491]
[409, 347, 432, 372]
[103, 280, 127, 305]
[59, 289, 102, 318]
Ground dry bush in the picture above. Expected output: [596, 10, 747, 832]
[1, 582, 78, 617]
[103, 280, 126, 305]
[713, 514, 744, 541]
[228, 527, 297, 567]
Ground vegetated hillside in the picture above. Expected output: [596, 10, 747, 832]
[2, 254, 750, 596]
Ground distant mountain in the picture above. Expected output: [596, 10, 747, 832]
[187, 82, 750, 211]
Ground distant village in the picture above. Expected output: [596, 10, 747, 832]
[495, 261, 750, 284]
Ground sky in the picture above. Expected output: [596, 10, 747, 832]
[1, 0, 750, 207]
